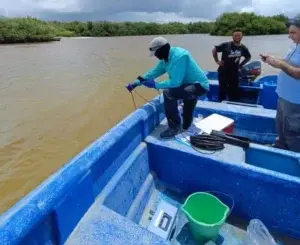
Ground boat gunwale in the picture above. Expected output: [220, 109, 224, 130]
[0, 96, 163, 244]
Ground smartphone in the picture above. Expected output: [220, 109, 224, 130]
[260, 54, 267, 61]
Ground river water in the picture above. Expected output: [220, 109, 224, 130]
[0, 34, 293, 213]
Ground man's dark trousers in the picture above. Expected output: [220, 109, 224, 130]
[218, 70, 239, 102]
[163, 83, 207, 130]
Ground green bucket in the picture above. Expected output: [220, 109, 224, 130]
[181, 192, 231, 244]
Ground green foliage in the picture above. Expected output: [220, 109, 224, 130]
[210, 12, 288, 36]
[187, 22, 214, 34]
[0, 13, 290, 44]
[0, 17, 58, 43]
[50, 21, 213, 37]
[56, 30, 74, 37]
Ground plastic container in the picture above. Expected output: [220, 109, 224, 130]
[246, 219, 278, 245]
[181, 192, 230, 244]
[194, 113, 234, 135]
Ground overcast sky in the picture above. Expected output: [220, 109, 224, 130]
[0, 0, 297, 22]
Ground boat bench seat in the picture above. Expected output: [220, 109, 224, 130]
[194, 100, 276, 118]
[65, 204, 170, 245]
[145, 118, 246, 164]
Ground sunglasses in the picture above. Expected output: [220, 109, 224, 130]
[149, 45, 163, 52]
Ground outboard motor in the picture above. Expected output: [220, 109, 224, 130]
[239, 61, 262, 84]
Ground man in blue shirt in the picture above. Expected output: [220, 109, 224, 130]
[260, 14, 300, 152]
[126, 37, 209, 139]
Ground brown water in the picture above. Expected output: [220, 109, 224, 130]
[0, 34, 293, 214]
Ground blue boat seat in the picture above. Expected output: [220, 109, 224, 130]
[65, 205, 170, 245]
[145, 118, 246, 164]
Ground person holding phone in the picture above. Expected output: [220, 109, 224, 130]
[260, 14, 300, 152]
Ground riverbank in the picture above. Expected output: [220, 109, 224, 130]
[0, 12, 289, 44]
[0, 37, 61, 44]
[0, 17, 63, 44]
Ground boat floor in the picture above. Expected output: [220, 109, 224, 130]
[141, 181, 299, 245]
[65, 181, 248, 245]
[139, 181, 247, 245]
[65, 178, 295, 245]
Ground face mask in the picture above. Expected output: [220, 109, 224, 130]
[154, 43, 171, 62]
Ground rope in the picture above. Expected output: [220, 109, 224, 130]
[130, 92, 137, 109]
[133, 90, 157, 107]
[129, 89, 160, 110]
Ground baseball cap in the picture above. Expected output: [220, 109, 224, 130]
[148, 36, 168, 56]
[287, 14, 300, 28]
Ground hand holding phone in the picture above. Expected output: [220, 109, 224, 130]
[259, 54, 268, 62]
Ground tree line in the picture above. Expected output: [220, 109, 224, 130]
[0, 12, 289, 44]
[211, 12, 288, 36]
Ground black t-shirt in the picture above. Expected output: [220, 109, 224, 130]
[215, 41, 251, 72]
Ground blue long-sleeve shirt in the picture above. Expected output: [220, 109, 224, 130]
[137, 46, 209, 91]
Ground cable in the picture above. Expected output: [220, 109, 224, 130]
[130, 92, 137, 109]
[190, 134, 225, 150]
[129, 89, 161, 110]
[180, 132, 225, 154]
[133, 89, 157, 107]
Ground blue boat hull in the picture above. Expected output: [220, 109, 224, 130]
[204, 71, 278, 110]
[1, 97, 300, 245]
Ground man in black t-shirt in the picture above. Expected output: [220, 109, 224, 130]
[212, 29, 251, 102]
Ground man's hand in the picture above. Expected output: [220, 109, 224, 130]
[259, 54, 269, 63]
[125, 83, 138, 92]
[260, 54, 282, 68]
[142, 79, 156, 89]
[216, 61, 224, 66]
[265, 56, 283, 69]
[137, 76, 146, 82]
[260, 53, 300, 79]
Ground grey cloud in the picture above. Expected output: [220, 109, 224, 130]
[4, 0, 299, 22]
[76, 0, 251, 19]
[34, 0, 252, 21]
[183, 0, 252, 19]
[78, 0, 182, 15]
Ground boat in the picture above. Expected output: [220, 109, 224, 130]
[1, 95, 300, 245]
[203, 61, 279, 110]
